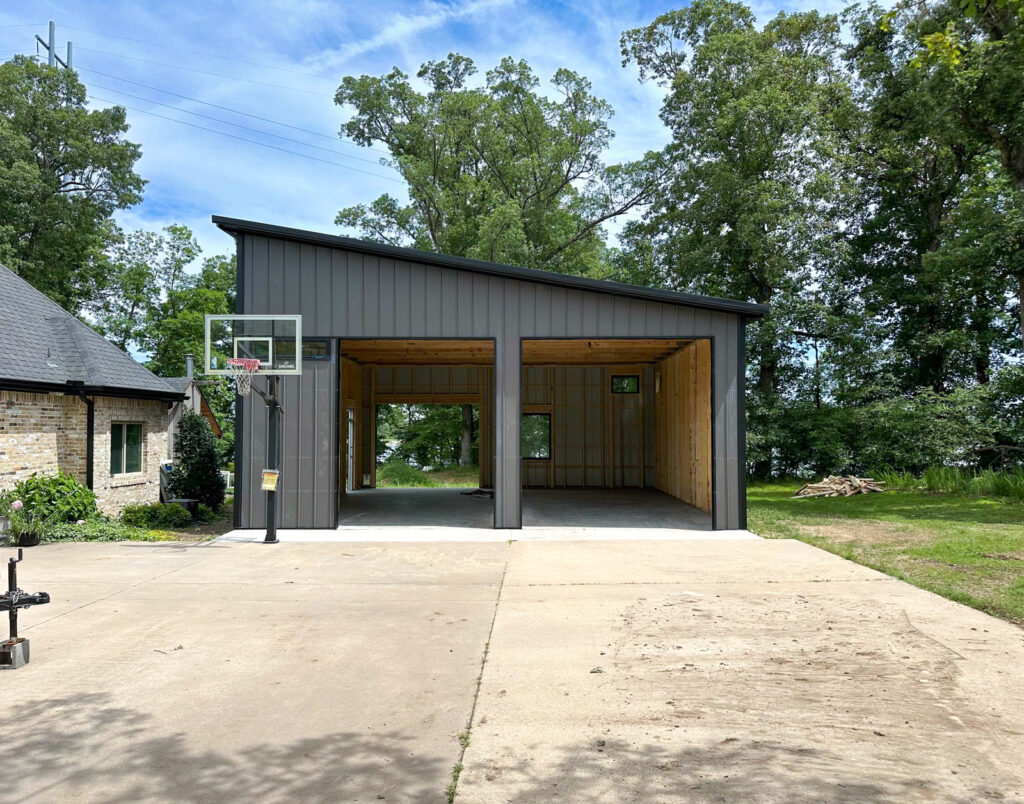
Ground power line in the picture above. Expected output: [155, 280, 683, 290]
[87, 93, 404, 183]
[77, 45, 330, 96]
[76, 65, 390, 155]
[61, 23, 328, 79]
[85, 80, 392, 168]
[0, 23, 46, 29]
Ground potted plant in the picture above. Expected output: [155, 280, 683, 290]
[7, 501, 57, 547]
[0, 493, 11, 539]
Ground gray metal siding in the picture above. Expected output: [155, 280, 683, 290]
[237, 233, 746, 530]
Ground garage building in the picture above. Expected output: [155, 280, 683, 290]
[214, 217, 766, 531]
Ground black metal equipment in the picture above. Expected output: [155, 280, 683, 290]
[0, 549, 50, 669]
[253, 375, 283, 544]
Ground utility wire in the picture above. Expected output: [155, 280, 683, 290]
[76, 65, 389, 155]
[76, 45, 331, 96]
[62, 23, 328, 79]
[85, 80, 393, 168]
[0, 23, 46, 29]
[87, 93, 404, 183]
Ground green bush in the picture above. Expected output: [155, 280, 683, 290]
[121, 502, 192, 528]
[195, 503, 217, 522]
[376, 459, 438, 487]
[871, 467, 1024, 500]
[47, 520, 156, 542]
[9, 472, 97, 522]
[171, 409, 227, 509]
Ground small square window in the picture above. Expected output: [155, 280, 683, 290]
[611, 375, 639, 394]
[302, 338, 330, 360]
[521, 413, 551, 459]
[110, 422, 143, 475]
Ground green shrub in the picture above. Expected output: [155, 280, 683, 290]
[870, 467, 1024, 500]
[376, 459, 438, 487]
[47, 520, 156, 542]
[195, 503, 217, 522]
[171, 409, 227, 509]
[121, 502, 192, 529]
[9, 472, 97, 523]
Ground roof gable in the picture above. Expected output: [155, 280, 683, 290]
[0, 264, 181, 399]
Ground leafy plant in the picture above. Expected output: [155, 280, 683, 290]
[6, 506, 60, 546]
[47, 520, 158, 542]
[170, 409, 227, 509]
[195, 503, 217, 522]
[376, 460, 438, 487]
[10, 472, 97, 523]
[121, 502, 191, 529]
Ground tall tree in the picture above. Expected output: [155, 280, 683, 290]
[908, 0, 1024, 347]
[841, 3, 1021, 390]
[620, 0, 851, 474]
[334, 54, 662, 275]
[0, 56, 144, 311]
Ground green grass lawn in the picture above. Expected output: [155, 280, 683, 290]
[376, 462, 480, 488]
[748, 481, 1024, 625]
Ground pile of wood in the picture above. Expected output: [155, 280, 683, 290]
[794, 475, 886, 498]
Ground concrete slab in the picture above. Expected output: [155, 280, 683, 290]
[457, 540, 1024, 803]
[523, 488, 711, 529]
[332, 487, 712, 532]
[219, 527, 755, 543]
[5, 537, 1023, 802]
[0, 541, 506, 803]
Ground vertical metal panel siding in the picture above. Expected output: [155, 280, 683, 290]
[238, 234, 745, 530]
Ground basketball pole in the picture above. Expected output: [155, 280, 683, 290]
[265, 376, 281, 544]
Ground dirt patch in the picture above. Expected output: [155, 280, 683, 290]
[793, 519, 935, 547]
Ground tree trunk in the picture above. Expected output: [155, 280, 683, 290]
[459, 404, 473, 466]
[1019, 275, 1024, 355]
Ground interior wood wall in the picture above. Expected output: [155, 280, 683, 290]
[654, 339, 711, 513]
[521, 365, 654, 488]
[339, 357, 364, 494]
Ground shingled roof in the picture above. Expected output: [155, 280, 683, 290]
[0, 263, 182, 400]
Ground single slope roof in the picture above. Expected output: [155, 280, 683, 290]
[213, 216, 768, 318]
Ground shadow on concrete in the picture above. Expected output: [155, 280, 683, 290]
[466, 736, 918, 803]
[0, 692, 446, 802]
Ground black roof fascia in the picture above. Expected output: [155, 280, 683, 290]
[213, 216, 768, 318]
[0, 378, 185, 403]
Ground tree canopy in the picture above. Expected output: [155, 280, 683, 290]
[0, 56, 144, 311]
[334, 54, 663, 275]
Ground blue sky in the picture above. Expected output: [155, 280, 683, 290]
[0, 0, 844, 264]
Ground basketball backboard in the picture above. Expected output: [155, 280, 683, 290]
[204, 315, 302, 376]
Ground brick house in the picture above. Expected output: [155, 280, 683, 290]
[0, 264, 184, 516]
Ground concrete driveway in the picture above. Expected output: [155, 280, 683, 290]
[2, 538, 1023, 803]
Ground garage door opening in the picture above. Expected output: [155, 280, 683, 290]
[338, 339, 496, 528]
[520, 338, 712, 530]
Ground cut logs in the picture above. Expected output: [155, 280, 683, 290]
[794, 475, 886, 498]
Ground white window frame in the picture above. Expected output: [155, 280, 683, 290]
[110, 421, 144, 475]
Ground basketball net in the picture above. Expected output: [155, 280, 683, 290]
[225, 358, 261, 396]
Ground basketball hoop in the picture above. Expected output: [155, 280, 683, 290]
[226, 357, 261, 396]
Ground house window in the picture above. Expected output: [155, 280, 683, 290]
[110, 422, 143, 475]
[611, 375, 639, 394]
[521, 413, 551, 459]
[302, 338, 330, 360]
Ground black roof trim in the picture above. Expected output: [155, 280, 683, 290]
[0, 378, 184, 403]
[213, 216, 768, 318]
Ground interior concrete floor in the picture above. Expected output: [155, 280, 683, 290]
[336, 487, 712, 531]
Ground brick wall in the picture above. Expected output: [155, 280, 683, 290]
[0, 391, 86, 487]
[92, 397, 170, 516]
[0, 390, 171, 516]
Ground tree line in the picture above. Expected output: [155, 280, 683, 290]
[1, 0, 1021, 478]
